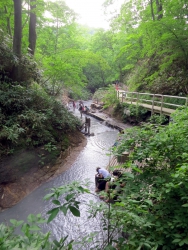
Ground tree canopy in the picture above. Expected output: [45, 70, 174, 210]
[1, 0, 187, 95]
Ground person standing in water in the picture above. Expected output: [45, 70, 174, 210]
[79, 103, 83, 118]
[73, 101, 76, 111]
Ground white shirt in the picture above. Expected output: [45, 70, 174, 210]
[98, 169, 111, 178]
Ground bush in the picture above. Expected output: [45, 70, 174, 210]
[113, 102, 149, 124]
[0, 82, 81, 156]
[110, 107, 188, 249]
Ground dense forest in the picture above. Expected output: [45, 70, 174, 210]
[1, 0, 188, 249]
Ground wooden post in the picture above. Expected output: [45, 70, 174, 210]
[88, 118, 91, 135]
[85, 117, 87, 133]
[88, 125, 90, 135]
[137, 92, 139, 105]
[85, 117, 91, 134]
[160, 95, 164, 115]
[152, 94, 155, 115]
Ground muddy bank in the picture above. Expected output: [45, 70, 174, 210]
[0, 131, 86, 211]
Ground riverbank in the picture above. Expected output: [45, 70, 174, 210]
[0, 105, 130, 211]
[0, 131, 87, 211]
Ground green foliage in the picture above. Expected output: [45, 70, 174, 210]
[149, 114, 168, 125]
[100, 85, 119, 108]
[109, 0, 188, 95]
[44, 181, 90, 223]
[0, 213, 74, 249]
[110, 107, 188, 248]
[113, 102, 148, 124]
[0, 81, 80, 156]
[44, 143, 57, 153]
[68, 85, 92, 101]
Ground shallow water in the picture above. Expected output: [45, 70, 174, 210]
[0, 103, 130, 248]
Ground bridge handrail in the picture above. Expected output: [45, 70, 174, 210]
[117, 91, 188, 114]
[125, 97, 183, 108]
[121, 91, 187, 100]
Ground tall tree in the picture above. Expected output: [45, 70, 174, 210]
[11, 0, 22, 81]
[150, 0, 155, 21]
[13, 0, 22, 57]
[28, 0, 36, 55]
[156, 0, 163, 20]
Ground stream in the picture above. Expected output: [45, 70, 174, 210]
[0, 102, 131, 248]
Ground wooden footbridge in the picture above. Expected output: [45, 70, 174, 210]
[117, 90, 188, 116]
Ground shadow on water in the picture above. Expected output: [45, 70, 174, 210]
[0, 101, 126, 248]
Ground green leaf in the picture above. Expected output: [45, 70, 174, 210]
[132, 166, 143, 173]
[114, 202, 125, 206]
[143, 243, 151, 248]
[47, 208, 59, 223]
[10, 219, 24, 227]
[78, 186, 90, 193]
[145, 200, 153, 206]
[123, 172, 134, 179]
[52, 199, 61, 205]
[151, 245, 158, 250]
[29, 225, 41, 231]
[65, 193, 75, 201]
[60, 205, 68, 216]
[172, 238, 181, 243]
[21, 223, 30, 237]
[104, 245, 116, 250]
[43, 193, 54, 200]
[69, 206, 80, 217]
[10, 219, 17, 226]
[182, 204, 188, 207]
[27, 214, 36, 223]
[53, 239, 60, 247]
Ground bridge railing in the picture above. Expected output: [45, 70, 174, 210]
[117, 91, 188, 114]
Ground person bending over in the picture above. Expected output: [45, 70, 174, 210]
[95, 167, 111, 192]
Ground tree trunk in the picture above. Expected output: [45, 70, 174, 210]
[28, 0, 36, 55]
[11, 0, 22, 81]
[13, 0, 22, 57]
[156, 0, 163, 20]
[150, 0, 155, 21]
[4, 6, 12, 37]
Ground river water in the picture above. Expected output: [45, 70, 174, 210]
[0, 103, 130, 248]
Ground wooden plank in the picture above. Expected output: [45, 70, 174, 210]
[107, 156, 131, 173]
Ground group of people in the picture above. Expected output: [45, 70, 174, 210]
[95, 167, 126, 202]
[66, 100, 90, 118]
[78, 102, 90, 118]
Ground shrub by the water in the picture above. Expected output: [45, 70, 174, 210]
[0, 82, 80, 157]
